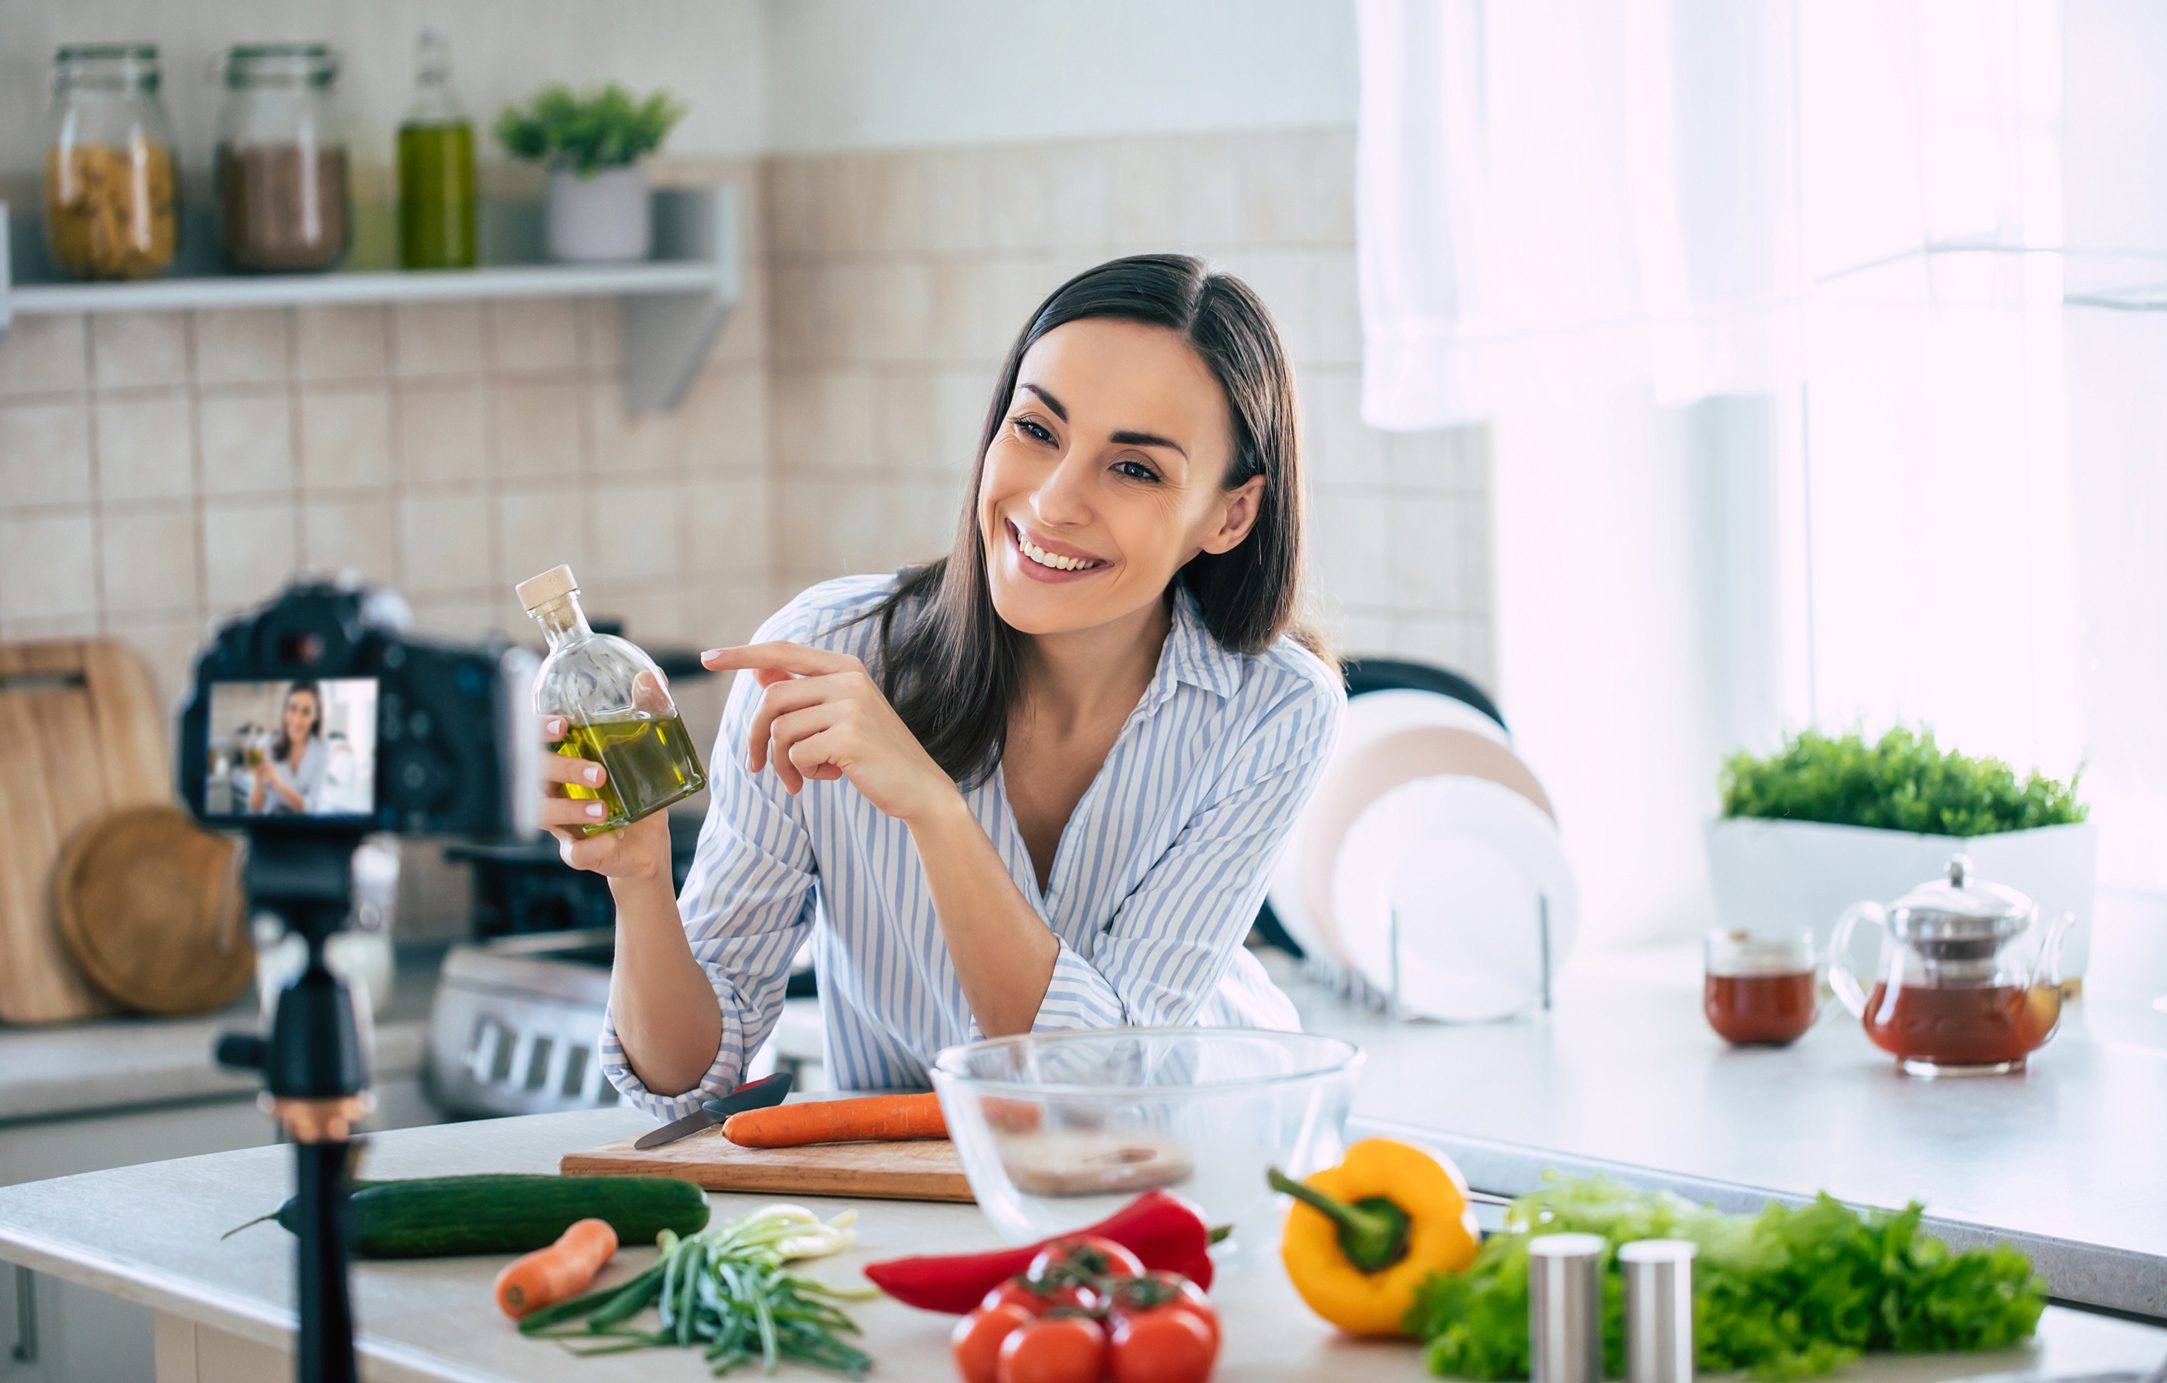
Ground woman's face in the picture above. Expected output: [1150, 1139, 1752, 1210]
[284, 690, 319, 746]
[976, 318, 1263, 639]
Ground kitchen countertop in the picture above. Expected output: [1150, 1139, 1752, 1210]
[0, 951, 438, 1126]
[1, 1106, 2162, 1383]
[1272, 948, 2167, 1317]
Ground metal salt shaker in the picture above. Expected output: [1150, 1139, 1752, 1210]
[1530, 1233, 1607, 1383]
[1621, 1239, 1697, 1383]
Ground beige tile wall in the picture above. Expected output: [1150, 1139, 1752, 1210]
[0, 163, 777, 708]
[761, 128, 1496, 683]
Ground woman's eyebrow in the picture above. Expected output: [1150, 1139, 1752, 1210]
[1109, 428, 1188, 460]
[1019, 382, 1068, 420]
[1019, 382, 1189, 460]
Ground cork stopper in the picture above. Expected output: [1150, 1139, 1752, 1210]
[516, 564, 578, 612]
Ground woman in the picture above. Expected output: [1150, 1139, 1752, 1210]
[544, 255, 1343, 1115]
[250, 680, 328, 815]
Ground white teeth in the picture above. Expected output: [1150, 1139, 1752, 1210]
[1016, 529, 1099, 572]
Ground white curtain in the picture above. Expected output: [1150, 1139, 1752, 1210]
[1357, 0, 2059, 429]
[1357, 0, 1796, 426]
[1356, 0, 2083, 946]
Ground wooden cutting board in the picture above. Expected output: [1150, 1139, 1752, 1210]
[561, 1128, 975, 1203]
[56, 804, 252, 1016]
[0, 638, 170, 1024]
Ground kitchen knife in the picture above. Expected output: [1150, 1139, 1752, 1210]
[632, 1070, 794, 1151]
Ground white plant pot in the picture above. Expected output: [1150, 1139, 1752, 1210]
[1704, 817, 2100, 987]
[545, 166, 651, 263]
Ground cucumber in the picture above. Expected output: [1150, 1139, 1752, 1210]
[226, 1174, 710, 1259]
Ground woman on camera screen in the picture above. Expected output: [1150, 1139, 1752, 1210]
[250, 680, 329, 816]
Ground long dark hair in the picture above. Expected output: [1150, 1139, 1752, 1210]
[860, 253, 1319, 785]
[273, 680, 322, 762]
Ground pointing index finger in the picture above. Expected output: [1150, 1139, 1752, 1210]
[700, 641, 856, 678]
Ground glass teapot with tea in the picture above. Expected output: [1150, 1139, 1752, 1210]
[1829, 854, 2072, 1076]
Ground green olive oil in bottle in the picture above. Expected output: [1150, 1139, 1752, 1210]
[397, 30, 476, 269]
[518, 565, 706, 835]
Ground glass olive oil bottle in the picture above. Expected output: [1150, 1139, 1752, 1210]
[396, 30, 475, 269]
[518, 564, 705, 835]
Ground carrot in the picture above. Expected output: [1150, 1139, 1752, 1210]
[493, 1217, 618, 1320]
[722, 1092, 948, 1148]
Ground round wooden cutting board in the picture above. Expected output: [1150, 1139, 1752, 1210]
[55, 804, 254, 1016]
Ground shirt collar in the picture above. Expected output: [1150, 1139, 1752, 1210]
[1155, 585, 1241, 701]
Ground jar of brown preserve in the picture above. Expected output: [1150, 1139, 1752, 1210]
[44, 44, 180, 280]
[214, 44, 350, 272]
[1703, 929, 1821, 1047]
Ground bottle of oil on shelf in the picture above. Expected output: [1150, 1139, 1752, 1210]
[396, 29, 476, 269]
[516, 564, 705, 834]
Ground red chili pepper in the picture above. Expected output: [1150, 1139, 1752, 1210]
[864, 1191, 1218, 1313]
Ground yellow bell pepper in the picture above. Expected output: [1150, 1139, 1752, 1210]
[1271, 1137, 1482, 1337]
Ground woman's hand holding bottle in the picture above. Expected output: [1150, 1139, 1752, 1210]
[539, 712, 671, 880]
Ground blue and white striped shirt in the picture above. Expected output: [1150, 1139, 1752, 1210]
[600, 574, 1345, 1117]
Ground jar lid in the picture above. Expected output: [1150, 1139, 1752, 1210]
[516, 565, 579, 612]
[53, 44, 161, 86]
[1705, 929, 1814, 975]
[223, 43, 338, 86]
[1888, 854, 2032, 943]
[56, 43, 159, 62]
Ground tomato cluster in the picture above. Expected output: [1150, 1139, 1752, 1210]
[950, 1235, 1220, 1383]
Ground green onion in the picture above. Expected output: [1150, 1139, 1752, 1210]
[526, 1204, 874, 1378]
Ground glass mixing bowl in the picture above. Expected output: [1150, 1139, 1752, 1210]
[931, 1028, 1363, 1263]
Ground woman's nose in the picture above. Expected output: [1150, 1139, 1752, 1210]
[1031, 454, 1094, 528]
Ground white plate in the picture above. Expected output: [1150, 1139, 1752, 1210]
[1267, 689, 1511, 963]
[1344, 689, 1510, 748]
[1330, 777, 1579, 1022]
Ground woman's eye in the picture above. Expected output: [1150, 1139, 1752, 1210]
[1013, 418, 1055, 444]
[1114, 459, 1160, 483]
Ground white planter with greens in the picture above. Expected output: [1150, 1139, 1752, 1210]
[545, 166, 650, 262]
[497, 82, 683, 265]
[1704, 816, 2099, 984]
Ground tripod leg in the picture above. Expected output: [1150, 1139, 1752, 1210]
[293, 1139, 358, 1383]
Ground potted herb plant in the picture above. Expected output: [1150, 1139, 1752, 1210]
[1706, 727, 2097, 988]
[495, 83, 685, 262]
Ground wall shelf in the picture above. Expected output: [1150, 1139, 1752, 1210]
[0, 184, 740, 411]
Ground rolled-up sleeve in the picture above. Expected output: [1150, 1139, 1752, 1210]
[598, 626, 818, 1119]
[1032, 678, 1342, 1032]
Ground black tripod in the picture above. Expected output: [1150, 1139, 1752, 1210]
[215, 828, 373, 1383]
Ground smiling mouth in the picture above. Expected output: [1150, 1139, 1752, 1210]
[1007, 519, 1109, 573]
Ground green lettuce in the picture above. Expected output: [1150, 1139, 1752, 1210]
[1409, 1176, 2047, 1381]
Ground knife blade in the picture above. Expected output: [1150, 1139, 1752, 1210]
[632, 1071, 793, 1151]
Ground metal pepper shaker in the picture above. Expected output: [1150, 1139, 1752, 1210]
[1621, 1239, 1696, 1383]
[1530, 1233, 1607, 1383]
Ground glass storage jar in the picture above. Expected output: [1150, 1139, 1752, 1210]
[44, 44, 180, 280]
[214, 43, 350, 272]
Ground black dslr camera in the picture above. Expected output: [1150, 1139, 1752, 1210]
[177, 579, 537, 1383]
[178, 579, 537, 838]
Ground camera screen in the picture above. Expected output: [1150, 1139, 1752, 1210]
[204, 678, 379, 819]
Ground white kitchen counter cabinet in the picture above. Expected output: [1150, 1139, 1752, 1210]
[2, 1107, 2165, 1383]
